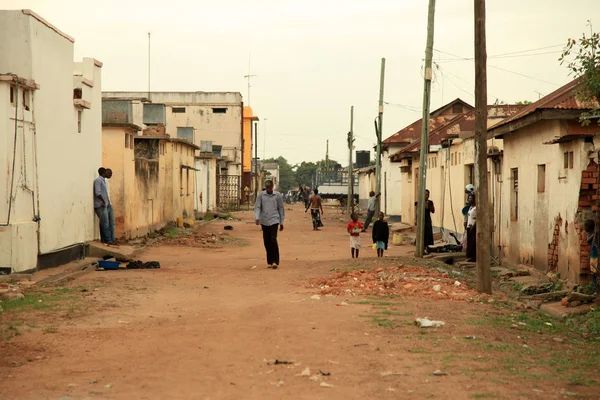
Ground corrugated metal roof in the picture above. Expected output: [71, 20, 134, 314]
[390, 105, 525, 161]
[489, 79, 599, 132]
[382, 98, 473, 145]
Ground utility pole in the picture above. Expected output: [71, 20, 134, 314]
[325, 139, 330, 173]
[254, 121, 259, 200]
[474, 0, 492, 294]
[415, 0, 436, 258]
[347, 106, 355, 215]
[375, 57, 386, 216]
[147, 32, 151, 100]
[244, 54, 257, 107]
[263, 118, 268, 160]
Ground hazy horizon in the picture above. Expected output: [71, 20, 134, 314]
[3, 0, 598, 165]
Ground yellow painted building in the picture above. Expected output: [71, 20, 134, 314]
[102, 124, 198, 239]
[243, 106, 259, 199]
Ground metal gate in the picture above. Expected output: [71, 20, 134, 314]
[217, 175, 241, 211]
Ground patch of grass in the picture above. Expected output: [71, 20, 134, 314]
[1, 289, 79, 314]
[43, 327, 58, 334]
[163, 226, 180, 239]
[470, 394, 498, 399]
[378, 310, 413, 317]
[351, 300, 394, 306]
[568, 373, 597, 387]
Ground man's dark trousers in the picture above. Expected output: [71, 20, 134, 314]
[364, 210, 375, 230]
[261, 224, 280, 266]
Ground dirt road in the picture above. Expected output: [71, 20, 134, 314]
[1, 204, 599, 400]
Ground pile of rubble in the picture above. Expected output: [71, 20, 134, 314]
[161, 231, 227, 248]
[0, 276, 36, 306]
[308, 264, 488, 301]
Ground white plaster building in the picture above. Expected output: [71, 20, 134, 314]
[0, 10, 102, 273]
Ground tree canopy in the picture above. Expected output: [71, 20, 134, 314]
[262, 156, 295, 191]
[560, 22, 600, 125]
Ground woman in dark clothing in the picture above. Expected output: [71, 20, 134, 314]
[372, 212, 390, 257]
[465, 194, 477, 262]
[423, 189, 435, 252]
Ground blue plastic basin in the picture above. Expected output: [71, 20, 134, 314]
[98, 260, 120, 270]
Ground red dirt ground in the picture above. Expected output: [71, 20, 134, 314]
[0, 204, 598, 400]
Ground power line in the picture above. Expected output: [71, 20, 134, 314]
[488, 65, 561, 86]
[434, 44, 563, 61]
[384, 102, 422, 113]
[435, 64, 504, 101]
[435, 50, 562, 63]
[434, 48, 561, 86]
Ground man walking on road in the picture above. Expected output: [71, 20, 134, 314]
[306, 188, 324, 231]
[362, 191, 380, 231]
[254, 180, 285, 269]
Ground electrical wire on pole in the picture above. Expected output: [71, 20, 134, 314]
[416, 0, 437, 258]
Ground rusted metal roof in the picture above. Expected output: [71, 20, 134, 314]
[488, 79, 599, 137]
[383, 98, 473, 145]
[389, 105, 525, 161]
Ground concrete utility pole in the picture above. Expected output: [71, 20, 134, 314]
[416, 0, 437, 258]
[347, 106, 355, 215]
[147, 32, 151, 100]
[375, 58, 386, 216]
[474, 0, 492, 294]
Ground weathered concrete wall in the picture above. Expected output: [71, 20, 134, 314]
[102, 126, 136, 239]
[194, 158, 218, 212]
[381, 145, 404, 218]
[0, 11, 102, 272]
[102, 91, 243, 177]
[170, 142, 196, 220]
[357, 170, 376, 210]
[501, 120, 585, 281]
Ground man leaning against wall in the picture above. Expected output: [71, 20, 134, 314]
[93, 167, 116, 246]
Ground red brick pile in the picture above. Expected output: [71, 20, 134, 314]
[308, 265, 489, 301]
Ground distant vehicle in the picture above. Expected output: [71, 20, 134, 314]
[315, 169, 358, 211]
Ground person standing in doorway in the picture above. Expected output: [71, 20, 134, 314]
[423, 189, 435, 252]
[104, 169, 117, 246]
[372, 212, 389, 258]
[362, 191, 380, 231]
[255, 180, 285, 269]
[466, 193, 477, 262]
[306, 188, 324, 231]
[94, 168, 110, 244]
[414, 189, 435, 253]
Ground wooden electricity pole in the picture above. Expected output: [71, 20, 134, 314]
[415, 0, 436, 258]
[474, 0, 492, 294]
[375, 58, 386, 216]
[347, 106, 355, 215]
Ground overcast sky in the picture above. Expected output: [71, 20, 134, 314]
[4, 0, 599, 165]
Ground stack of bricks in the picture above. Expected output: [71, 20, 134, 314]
[547, 215, 561, 272]
[142, 123, 166, 137]
[577, 160, 599, 274]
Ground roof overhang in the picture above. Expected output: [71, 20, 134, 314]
[488, 109, 586, 139]
[543, 134, 592, 145]
[391, 151, 419, 162]
[102, 122, 142, 131]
